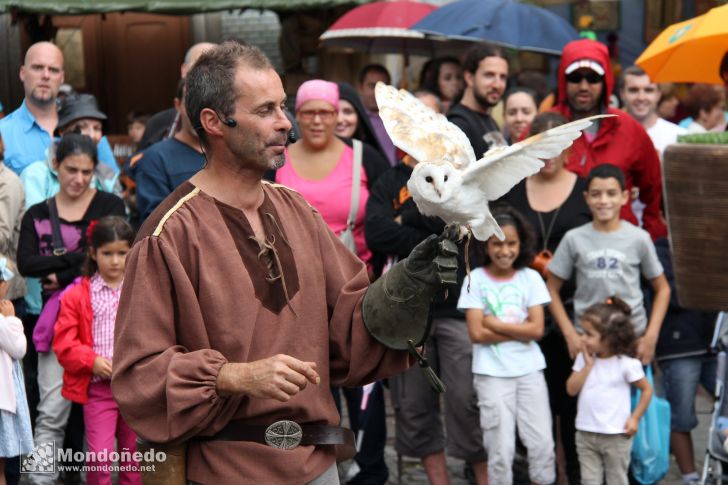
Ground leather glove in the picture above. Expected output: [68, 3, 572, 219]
[362, 234, 458, 393]
[403, 234, 458, 287]
[362, 233, 458, 350]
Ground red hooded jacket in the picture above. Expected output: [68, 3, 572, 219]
[53, 277, 95, 404]
[552, 39, 667, 240]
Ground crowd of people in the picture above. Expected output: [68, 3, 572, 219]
[0, 34, 726, 485]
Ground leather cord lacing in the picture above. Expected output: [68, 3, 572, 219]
[247, 212, 296, 316]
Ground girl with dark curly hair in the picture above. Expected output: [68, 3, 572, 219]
[457, 205, 556, 484]
[566, 296, 653, 484]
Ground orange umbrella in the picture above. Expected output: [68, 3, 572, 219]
[636, 3, 728, 85]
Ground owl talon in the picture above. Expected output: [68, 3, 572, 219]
[442, 224, 463, 242]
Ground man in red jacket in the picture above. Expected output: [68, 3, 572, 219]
[552, 39, 667, 240]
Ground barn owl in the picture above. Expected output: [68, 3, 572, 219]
[375, 82, 612, 241]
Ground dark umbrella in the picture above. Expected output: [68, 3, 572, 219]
[413, 0, 580, 56]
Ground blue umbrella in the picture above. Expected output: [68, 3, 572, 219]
[413, 0, 580, 56]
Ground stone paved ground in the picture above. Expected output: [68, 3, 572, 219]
[339, 384, 715, 484]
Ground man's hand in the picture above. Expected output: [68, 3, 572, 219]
[217, 354, 320, 402]
[0, 300, 15, 317]
[636, 334, 657, 365]
[93, 356, 113, 378]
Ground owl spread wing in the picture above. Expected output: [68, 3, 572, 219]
[375, 82, 476, 169]
[461, 114, 614, 200]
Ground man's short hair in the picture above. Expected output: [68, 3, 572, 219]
[587, 163, 626, 191]
[358, 64, 391, 85]
[184, 40, 273, 146]
[462, 44, 509, 75]
[721, 51, 728, 82]
[619, 65, 649, 91]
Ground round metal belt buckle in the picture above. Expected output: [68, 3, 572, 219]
[265, 420, 303, 450]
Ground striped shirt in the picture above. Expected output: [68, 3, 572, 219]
[90, 273, 122, 381]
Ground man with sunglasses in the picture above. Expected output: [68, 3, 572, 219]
[552, 39, 666, 241]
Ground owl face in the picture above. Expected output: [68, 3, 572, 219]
[411, 162, 461, 203]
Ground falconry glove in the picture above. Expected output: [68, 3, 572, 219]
[362, 233, 458, 392]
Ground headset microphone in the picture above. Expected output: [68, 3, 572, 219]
[215, 112, 237, 128]
[287, 130, 298, 145]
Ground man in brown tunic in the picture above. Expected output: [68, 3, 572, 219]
[112, 41, 456, 484]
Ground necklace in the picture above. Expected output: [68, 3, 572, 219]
[536, 205, 562, 252]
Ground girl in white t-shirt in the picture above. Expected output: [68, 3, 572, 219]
[566, 297, 653, 485]
[458, 206, 555, 485]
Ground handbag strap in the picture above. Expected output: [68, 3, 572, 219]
[346, 140, 363, 230]
[47, 197, 67, 256]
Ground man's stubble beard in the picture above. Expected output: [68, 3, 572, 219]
[473, 89, 499, 111]
[29, 91, 57, 108]
[270, 154, 286, 170]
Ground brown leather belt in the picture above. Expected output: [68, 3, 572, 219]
[197, 419, 355, 453]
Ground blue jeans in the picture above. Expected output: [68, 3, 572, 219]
[659, 354, 717, 432]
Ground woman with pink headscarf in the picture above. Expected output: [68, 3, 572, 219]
[275, 80, 389, 276]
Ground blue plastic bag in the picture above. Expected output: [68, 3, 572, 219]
[630, 365, 671, 484]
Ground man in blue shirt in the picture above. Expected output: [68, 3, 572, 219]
[134, 80, 204, 221]
[0, 42, 64, 175]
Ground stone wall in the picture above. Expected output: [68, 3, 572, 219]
[220, 9, 283, 73]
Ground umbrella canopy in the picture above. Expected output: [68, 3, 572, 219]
[636, 3, 728, 85]
[412, 0, 580, 56]
[320, 0, 447, 55]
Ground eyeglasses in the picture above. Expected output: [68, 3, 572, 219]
[566, 71, 603, 84]
[298, 109, 337, 121]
